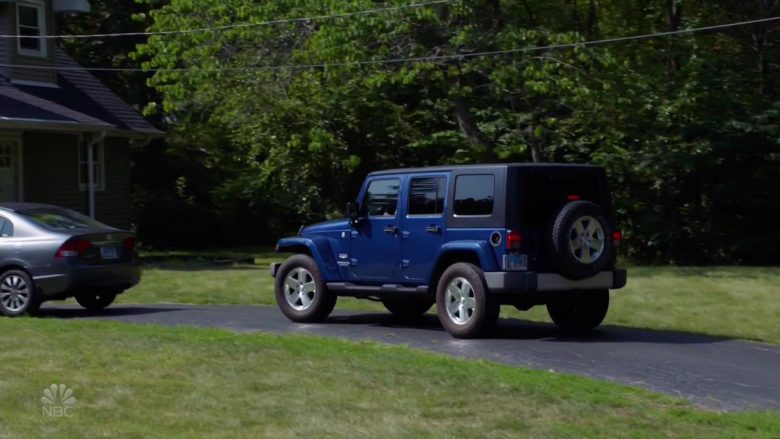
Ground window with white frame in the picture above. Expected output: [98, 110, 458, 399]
[78, 143, 105, 191]
[16, 0, 47, 57]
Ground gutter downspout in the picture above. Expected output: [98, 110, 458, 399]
[87, 131, 106, 219]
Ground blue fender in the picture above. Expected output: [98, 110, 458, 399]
[276, 237, 341, 281]
[436, 240, 500, 272]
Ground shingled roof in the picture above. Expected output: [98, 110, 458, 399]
[0, 47, 162, 136]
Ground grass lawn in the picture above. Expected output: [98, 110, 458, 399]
[1, 318, 778, 438]
[118, 249, 780, 345]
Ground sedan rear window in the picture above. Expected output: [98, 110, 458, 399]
[18, 208, 106, 231]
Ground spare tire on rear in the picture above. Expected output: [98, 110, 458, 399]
[549, 201, 614, 280]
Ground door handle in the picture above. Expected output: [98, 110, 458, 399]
[383, 225, 399, 235]
[425, 225, 441, 234]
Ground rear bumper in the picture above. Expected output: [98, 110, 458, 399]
[33, 262, 142, 299]
[484, 269, 627, 294]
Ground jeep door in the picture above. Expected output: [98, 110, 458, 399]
[400, 174, 448, 283]
[348, 176, 403, 282]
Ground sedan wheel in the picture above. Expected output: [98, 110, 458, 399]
[0, 270, 37, 317]
[76, 292, 118, 311]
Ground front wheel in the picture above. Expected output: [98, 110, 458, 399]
[274, 254, 337, 323]
[436, 263, 499, 339]
[546, 290, 609, 332]
[76, 291, 118, 311]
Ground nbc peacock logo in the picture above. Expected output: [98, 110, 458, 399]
[41, 384, 76, 417]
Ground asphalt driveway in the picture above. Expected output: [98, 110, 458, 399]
[40, 304, 780, 412]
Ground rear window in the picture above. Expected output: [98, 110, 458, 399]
[454, 175, 494, 216]
[18, 208, 106, 231]
[408, 176, 446, 215]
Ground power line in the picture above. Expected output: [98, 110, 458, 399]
[0, 0, 450, 39]
[1, 16, 778, 73]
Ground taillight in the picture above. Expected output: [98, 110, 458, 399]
[612, 230, 622, 247]
[123, 237, 137, 251]
[55, 239, 92, 258]
[506, 230, 522, 250]
[567, 194, 581, 201]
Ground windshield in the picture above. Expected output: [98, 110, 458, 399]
[18, 207, 108, 231]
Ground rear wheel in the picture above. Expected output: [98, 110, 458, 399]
[382, 296, 434, 320]
[76, 291, 118, 311]
[274, 254, 337, 323]
[546, 290, 609, 332]
[436, 263, 499, 339]
[0, 269, 38, 317]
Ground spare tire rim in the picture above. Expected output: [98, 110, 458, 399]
[445, 277, 476, 325]
[283, 267, 317, 311]
[568, 216, 606, 264]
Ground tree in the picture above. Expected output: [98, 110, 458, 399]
[133, 0, 779, 262]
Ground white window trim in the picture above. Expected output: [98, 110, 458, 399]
[78, 142, 106, 192]
[16, 0, 47, 58]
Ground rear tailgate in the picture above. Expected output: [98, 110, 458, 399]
[512, 167, 614, 272]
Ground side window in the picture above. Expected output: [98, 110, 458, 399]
[78, 142, 105, 191]
[454, 175, 495, 216]
[0, 217, 13, 237]
[362, 179, 400, 217]
[408, 177, 446, 216]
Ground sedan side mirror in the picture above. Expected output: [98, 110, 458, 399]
[346, 202, 360, 221]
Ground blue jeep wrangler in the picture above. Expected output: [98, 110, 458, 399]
[271, 164, 626, 338]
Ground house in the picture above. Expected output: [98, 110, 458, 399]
[0, 0, 162, 229]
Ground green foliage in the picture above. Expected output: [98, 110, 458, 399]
[125, 0, 778, 262]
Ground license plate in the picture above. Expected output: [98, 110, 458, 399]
[503, 254, 528, 271]
[100, 246, 119, 260]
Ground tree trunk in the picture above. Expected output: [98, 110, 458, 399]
[665, 0, 683, 72]
[451, 96, 497, 162]
[527, 121, 544, 163]
[586, 0, 599, 39]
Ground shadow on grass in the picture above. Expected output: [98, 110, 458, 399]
[143, 264, 263, 272]
[324, 312, 734, 345]
[628, 265, 779, 279]
[141, 257, 267, 271]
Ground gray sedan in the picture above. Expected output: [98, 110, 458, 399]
[0, 203, 141, 316]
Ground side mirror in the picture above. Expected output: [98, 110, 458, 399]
[346, 202, 360, 221]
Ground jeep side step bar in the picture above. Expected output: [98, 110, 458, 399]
[325, 283, 429, 298]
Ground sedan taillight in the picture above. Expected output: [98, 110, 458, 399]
[55, 239, 92, 258]
[123, 237, 137, 251]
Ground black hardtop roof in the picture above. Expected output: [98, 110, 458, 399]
[368, 162, 602, 177]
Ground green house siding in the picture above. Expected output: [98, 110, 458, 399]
[95, 137, 132, 229]
[22, 132, 85, 212]
[22, 132, 132, 229]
